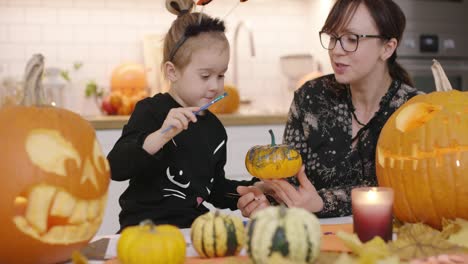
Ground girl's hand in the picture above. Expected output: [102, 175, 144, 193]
[263, 165, 323, 213]
[160, 107, 200, 137]
[142, 107, 199, 155]
[236, 185, 270, 218]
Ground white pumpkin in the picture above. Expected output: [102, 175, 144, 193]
[246, 206, 321, 264]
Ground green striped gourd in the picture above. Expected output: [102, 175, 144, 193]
[246, 206, 321, 264]
[190, 211, 245, 258]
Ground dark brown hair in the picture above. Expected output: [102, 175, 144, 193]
[322, 0, 414, 87]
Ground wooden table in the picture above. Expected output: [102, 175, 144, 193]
[80, 217, 354, 263]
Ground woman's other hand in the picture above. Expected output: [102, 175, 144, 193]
[236, 185, 270, 218]
[263, 165, 323, 213]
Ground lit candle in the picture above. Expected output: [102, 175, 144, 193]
[351, 187, 394, 242]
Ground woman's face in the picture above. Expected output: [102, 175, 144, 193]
[328, 3, 387, 85]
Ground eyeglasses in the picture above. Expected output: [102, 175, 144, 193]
[319, 31, 389, 52]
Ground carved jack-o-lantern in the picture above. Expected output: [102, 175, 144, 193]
[376, 60, 468, 229]
[0, 54, 110, 264]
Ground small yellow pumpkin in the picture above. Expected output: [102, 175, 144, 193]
[246, 206, 321, 264]
[117, 220, 186, 264]
[190, 211, 245, 258]
[245, 129, 302, 179]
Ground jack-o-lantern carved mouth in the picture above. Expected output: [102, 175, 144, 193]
[377, 145, 467, 170]
[13, 184, 107, 244]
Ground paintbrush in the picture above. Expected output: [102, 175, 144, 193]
[161, 92, 228, 134]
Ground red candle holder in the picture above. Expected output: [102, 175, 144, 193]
[352, 187, 394, 243]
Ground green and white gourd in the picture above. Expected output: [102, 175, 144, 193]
[190, 211, 245, 258]
[246, 206, 321, 264]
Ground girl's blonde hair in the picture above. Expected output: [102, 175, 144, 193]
[163, 0, 229, 70]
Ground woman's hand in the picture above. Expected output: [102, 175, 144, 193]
[263, 165, 323, 213]
[236, 184, 270, 218]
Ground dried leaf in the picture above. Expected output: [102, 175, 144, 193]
[71, 250, 88, 264]
[442, 219, 468, 248]
[337, 231, 391, 259]
[333, 252, 401, 264]
[336, 231, 394, 264]
[389, 223, 468, 260]
[334, 253, 357, 264]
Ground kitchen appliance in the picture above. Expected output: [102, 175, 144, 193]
[395, 0, 468, 92]
[280, 54, 316, 91]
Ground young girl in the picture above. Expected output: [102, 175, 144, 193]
[108, 0, 257, 231]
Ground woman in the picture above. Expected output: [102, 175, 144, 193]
[237, 0, 422, 218]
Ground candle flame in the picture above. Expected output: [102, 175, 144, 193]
[366, 189, 378, 202]
[456, 160, 460, 167]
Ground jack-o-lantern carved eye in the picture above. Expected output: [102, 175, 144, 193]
[26, 129, 81, 176]
[395, 102, 442, 133]
[93, 139, 109, 174]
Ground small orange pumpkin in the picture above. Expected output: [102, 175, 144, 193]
[245, 129, 302, 179]
[0, 54, 110, 264]
[110, 63, 148, 98]
[209, 85, 240, 114]
[376, 60, 468, 229]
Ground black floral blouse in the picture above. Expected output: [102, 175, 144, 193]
[283, 74, 421, 218]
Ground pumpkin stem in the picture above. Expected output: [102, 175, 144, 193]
[269, 129, 276, 146]
[279, 205, 287, 218]
[139, 219, 156, 232]
[215, 210, 220, 217]
[20, 54, 48, 106]
[431, 59, 453, 92]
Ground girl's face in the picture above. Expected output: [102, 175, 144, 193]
[328, 3, 388, 85]
[170, 36, 229, 108]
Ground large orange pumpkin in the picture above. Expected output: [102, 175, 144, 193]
[0, 54, 110, 264]
[110, 63, 148, 98]
[376, 60, 468, 229]
[209, 85, 240, 114]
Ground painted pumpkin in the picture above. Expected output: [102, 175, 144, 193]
[376, 60, 468, 229]
[0, 54, 110, 264]
[117, 220, 186, 264]
[110, 63, 148, 98]
[209, 85, 240, 114]
[245, 129, 302, 179]
[246, 206, 321, 264]
[191, 211, 245, 258]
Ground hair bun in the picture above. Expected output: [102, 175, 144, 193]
[166, 0, 194, 16]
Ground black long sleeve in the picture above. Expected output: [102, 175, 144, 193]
[107, 93, 256, 230]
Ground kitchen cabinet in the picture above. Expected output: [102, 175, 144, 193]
[93, 115, 287, 235]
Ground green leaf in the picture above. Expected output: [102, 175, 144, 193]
[85, 81, 98, 98]
[73, 62, 83, 71]
[60, 70, 71, 82]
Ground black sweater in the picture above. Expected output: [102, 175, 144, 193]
[108, 93, 255, 231]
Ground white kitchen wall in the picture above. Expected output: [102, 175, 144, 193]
[0, 0, 334, 114]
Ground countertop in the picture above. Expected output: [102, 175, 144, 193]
[85, 113, 288, 130]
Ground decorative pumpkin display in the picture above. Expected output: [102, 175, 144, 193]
[0, 54, 110, 264]
[110, 62, 148, 98]
[117, 220, 186, 264]
[209, 85, 240, 114]
[190, 211, 245, 258]
[246, 206, 321, 264]
[245, 129, 302, 179]
[376, 60, 468, 230]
